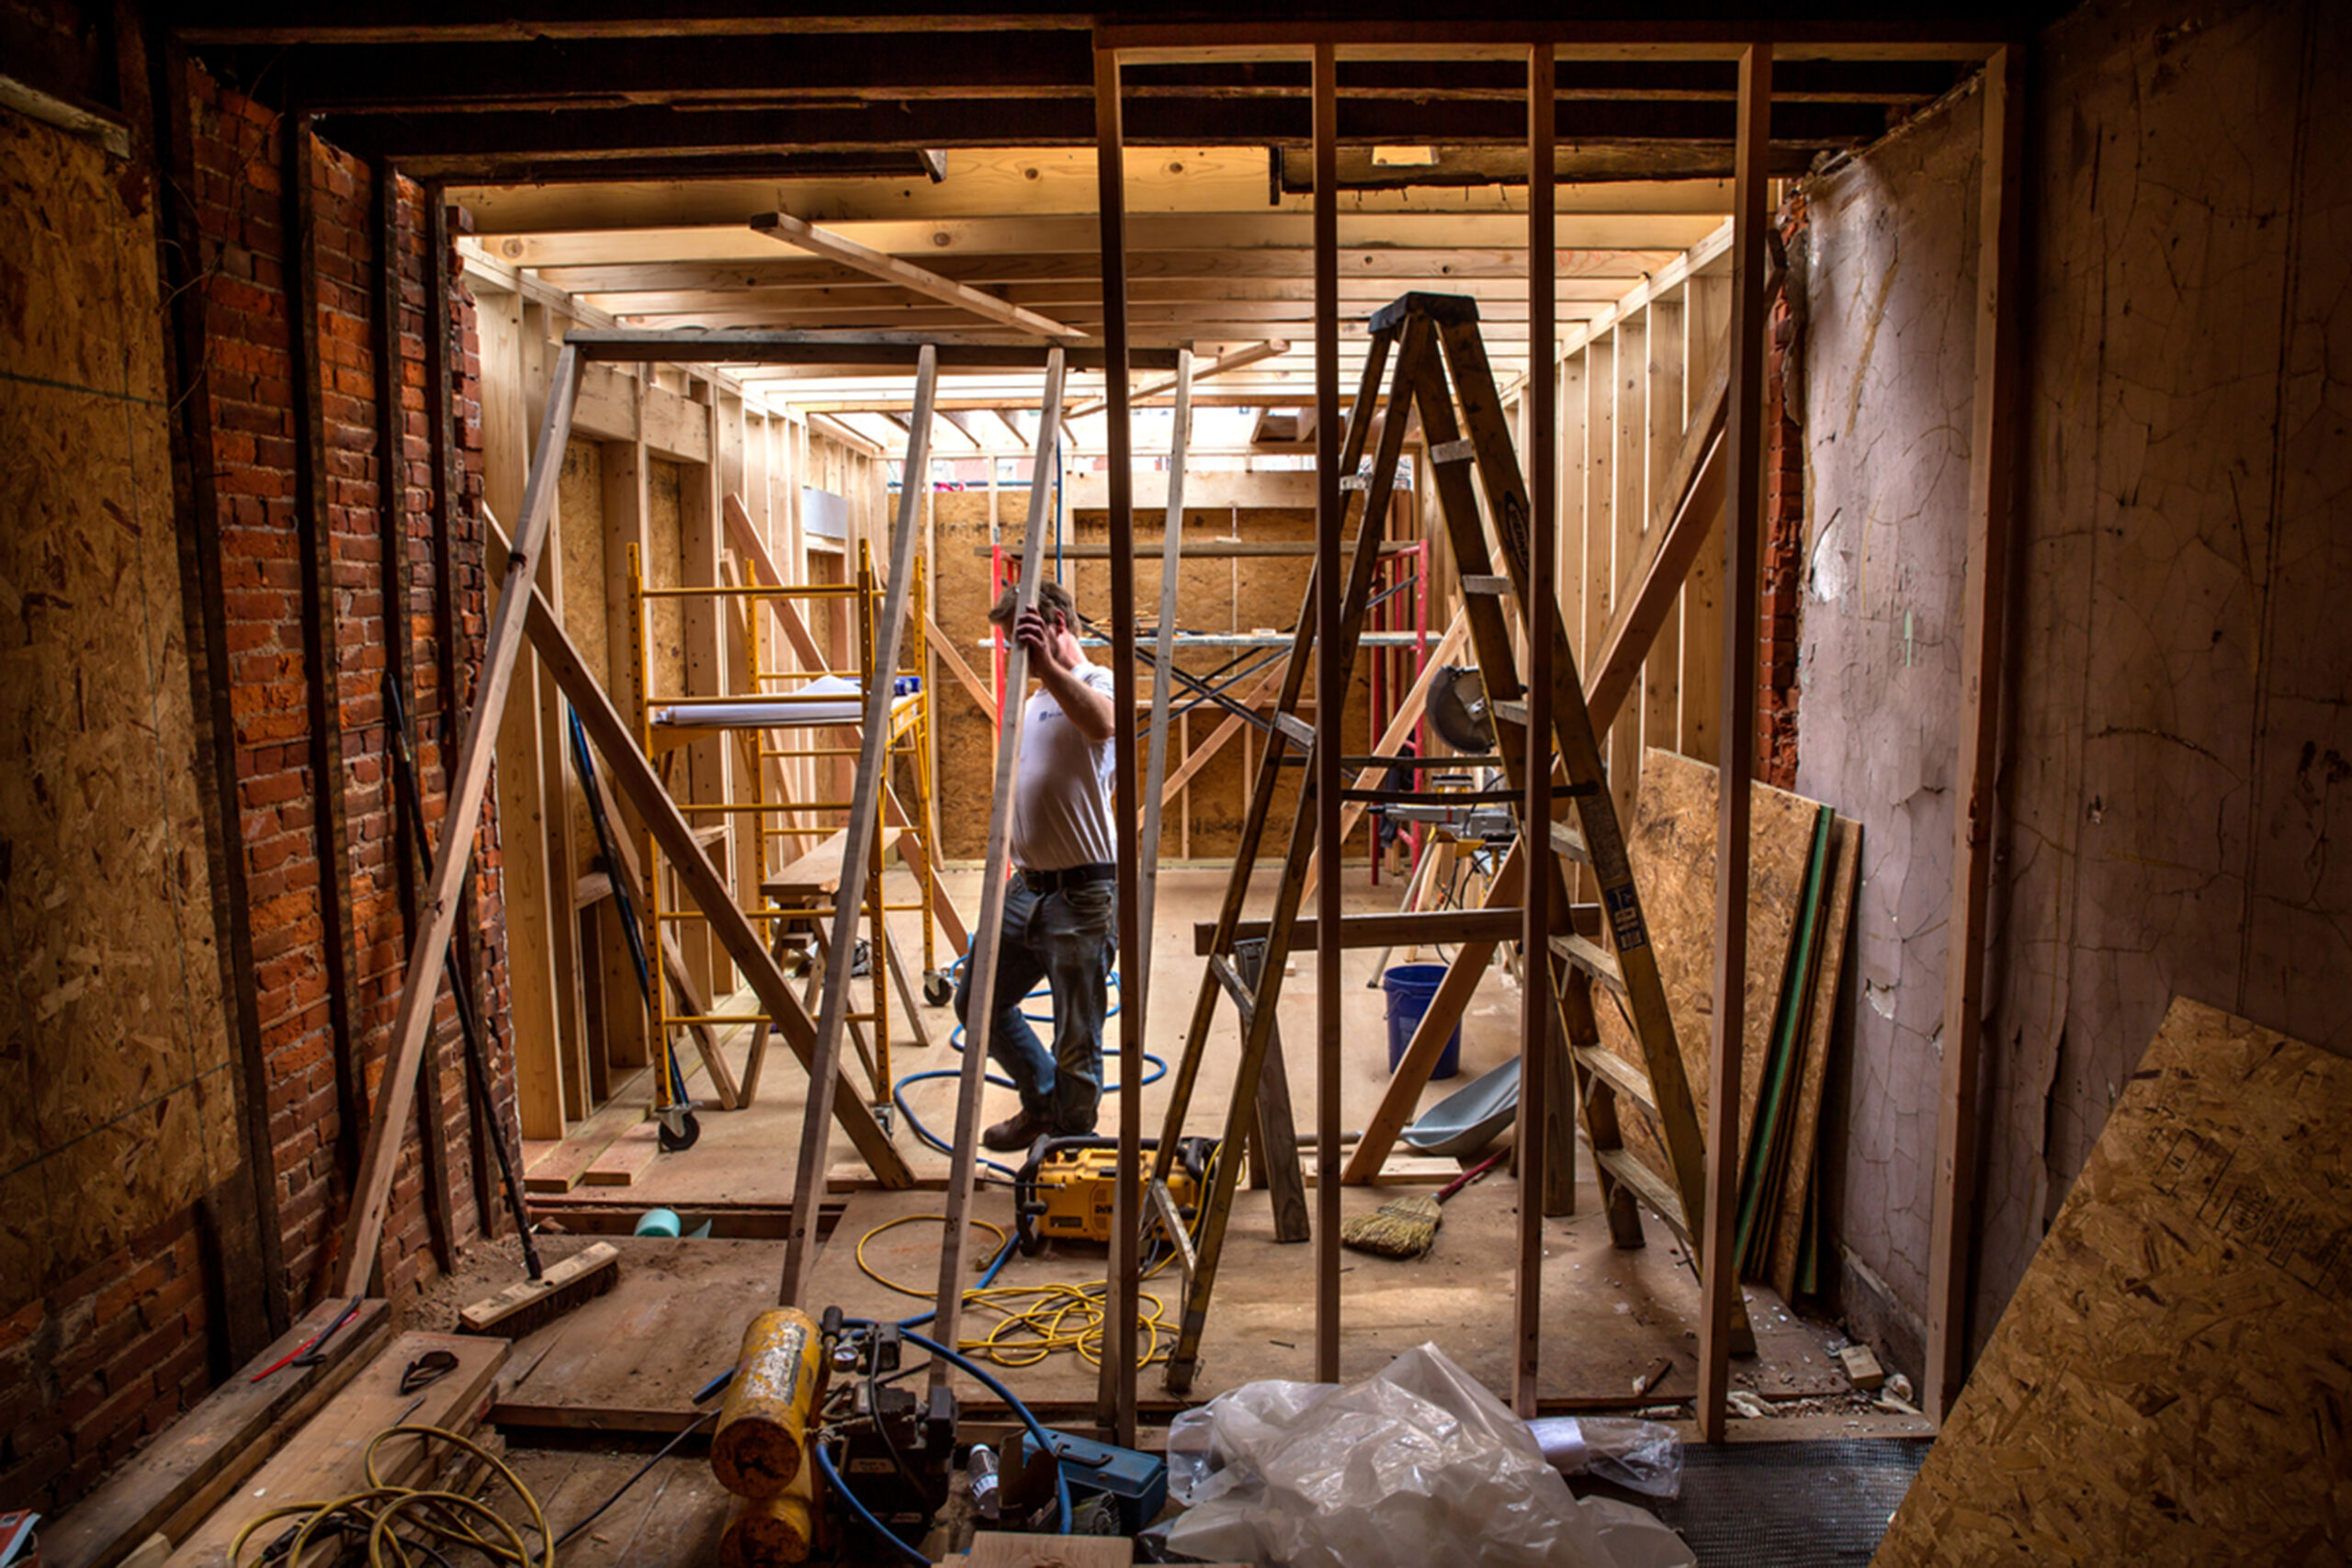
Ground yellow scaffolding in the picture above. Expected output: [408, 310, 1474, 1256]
[627, 538, 951, 1120]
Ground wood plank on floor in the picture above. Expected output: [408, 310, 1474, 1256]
[164, 1334, 508, 1568]
[490, 1237, 785, 1434]
[495, 1451, 733, 1568]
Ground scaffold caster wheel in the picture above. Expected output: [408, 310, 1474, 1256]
[657, 1109, 700, 1153]
[923, 971, 953, 1009]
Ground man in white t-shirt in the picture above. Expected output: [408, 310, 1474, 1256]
[956, 579, 1119, 1151]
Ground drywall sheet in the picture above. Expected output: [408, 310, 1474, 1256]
[0, 105, 239, 1306]
[1875, 998, 2352, 1566]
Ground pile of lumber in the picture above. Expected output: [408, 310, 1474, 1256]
[1592, 749, 1861, 1298]
[41, 1313, 508, 1568]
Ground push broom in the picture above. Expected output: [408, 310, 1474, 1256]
[1340, 1148, 1509, 1259]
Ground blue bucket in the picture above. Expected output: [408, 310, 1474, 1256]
[1381, 964, 1461, 1080]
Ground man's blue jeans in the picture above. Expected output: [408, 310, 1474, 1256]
[953, 876, 1114, 1134]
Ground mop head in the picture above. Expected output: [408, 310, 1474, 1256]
[1340, 1192, 1445, 1259]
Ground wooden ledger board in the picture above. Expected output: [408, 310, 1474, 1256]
[1874, 998, 2352, 1566]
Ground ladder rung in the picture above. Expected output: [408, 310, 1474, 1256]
[1593, 1146, 1688, 1234]
[1430, 437, 1476, 465]
[1272, 713, 1316, 749]
[1490, 699, 1528, 728]
[1340, 473, 1368, 491]
[1571, 1043, 1657, 1113]
[1550, 819, 1590, 864]
[1463, 574, 1513, 597]
[1549, 931, 1627, 996]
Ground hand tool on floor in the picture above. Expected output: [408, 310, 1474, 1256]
[249, 1294, 362, 1382]
[1340, 1149, 1508, 1260]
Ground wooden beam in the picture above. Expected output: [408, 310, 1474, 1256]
[781, 347, 938, 1304]
[1094, 42, 1144, 1439]
[1311, 37, 1345, 1389]
[1928, 42, 2024, 1425]
[500, 214, 1728, 270]
[752, 209, 1082, 339]
[334, 345, 583, 1298]
[1065, 338, 1284, 419]
[564, 327, 1178, 369]
[1133, 348, 1193, 1043]
[1193, 908, 1530, 954]
[1516, 40, 1558, 1421]
[1697, 39, 1770, 1448]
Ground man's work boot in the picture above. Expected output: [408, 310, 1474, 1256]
[982, 1110, 1049, 1153]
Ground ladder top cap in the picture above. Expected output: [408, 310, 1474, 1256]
[1369, 292, 1483, 333]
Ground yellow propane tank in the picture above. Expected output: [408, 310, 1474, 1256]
[719, 1459, 817, 1567]
[711, 1306, 823, 1498]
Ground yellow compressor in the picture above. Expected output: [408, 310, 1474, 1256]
[1012, 1135, 1216, 1255]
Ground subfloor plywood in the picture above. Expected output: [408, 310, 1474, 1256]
[492, 1236, 785, 1432]
[1874, 998, 2352, 1566]
[562, 865, 1530, 1208]
[808, 1180, 1845, 1421]
[494, 1451, 733, 1567]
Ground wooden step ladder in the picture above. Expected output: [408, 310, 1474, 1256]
[1154, 293, 1748, 1392]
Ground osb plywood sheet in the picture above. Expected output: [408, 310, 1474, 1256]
[0, 109, 166, 402]
[1770, 814, 1860, 1302]
[557, 441, 606, 874]
[1594, 748, 1820, 1190]
[558, 439, 608, 690]
[645, 457, 687, 701]
[0, 106, 238, 1312]
[1874, 998, 2352, 1566]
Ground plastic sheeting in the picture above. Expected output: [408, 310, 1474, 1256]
[1160, 1344, 1687, 1568]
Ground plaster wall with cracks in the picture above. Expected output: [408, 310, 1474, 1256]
[1796, 76, 1984, 1365]
[1792, 0, 2352, 1374]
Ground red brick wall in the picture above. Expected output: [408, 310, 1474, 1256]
[183, 63, 514, 1308]
[1758, 193, 1810, 788]
[0, 1218, 215, 1509]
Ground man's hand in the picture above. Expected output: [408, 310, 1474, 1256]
[1012, 607, 1066, 669]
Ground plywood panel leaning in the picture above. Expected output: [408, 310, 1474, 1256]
[1591, 748, 1817, 1187]
[1874, 998, 2352, 1566]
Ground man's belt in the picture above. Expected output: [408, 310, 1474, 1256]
[1016, 863, 1116, 895]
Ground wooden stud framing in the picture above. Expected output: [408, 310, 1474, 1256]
[1131, 348, 1192, 1039]
[1697, 41, 1771, 1446]
[780, 347, 939, 1305]
[1064, 338, 1279, 420]
[1928, 42, 2025, 1424]
[1515, 41, 1556, 1419]
[335, 345, 585, 1298]
[752, 209, 1082, 340]
[1311, 39, 1345, 1387]
[1095, 43, 1143, 1439]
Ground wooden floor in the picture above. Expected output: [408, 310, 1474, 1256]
[510, 864, 1856, 1428]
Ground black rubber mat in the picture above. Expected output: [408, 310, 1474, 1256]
[1643, 1438, 1930, 1568]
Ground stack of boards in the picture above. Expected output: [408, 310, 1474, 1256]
[1592, 748, 1861, 1299]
